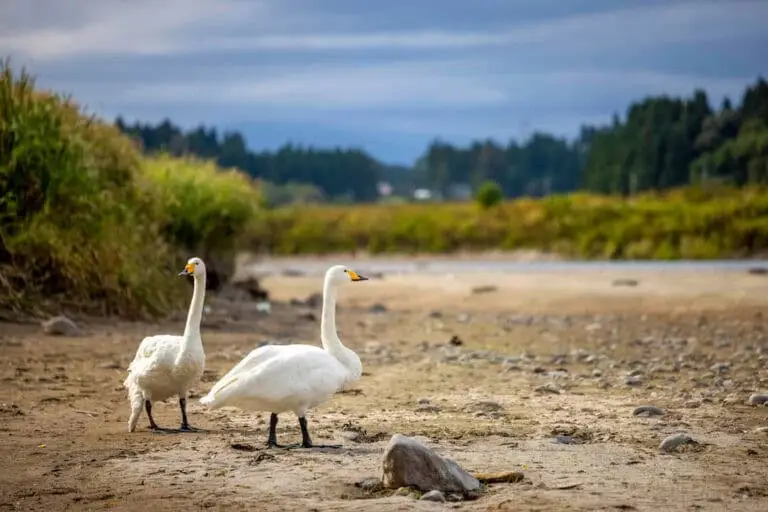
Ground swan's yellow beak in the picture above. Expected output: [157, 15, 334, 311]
[348, 270, 368, 282]
[179, 262, 195, 276]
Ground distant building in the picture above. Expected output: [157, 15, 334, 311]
[413, 188, 432, 201]
[377, 181, 393, 197]
[447, 183, 472, 201]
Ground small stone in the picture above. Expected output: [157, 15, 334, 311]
[428, 311, 443, 318]
[553, 435, 580, 445]
[449, 335, 463, 346]
[632, 405, 664, 417]
[624, 375, 644, 386]
[41, 316, 81, 337]
[420, 490, 446, 502]
[417, 397, 431, 405]
[343, 431, 362, 442]
[659, 434, 698, 453]
[369, 303, 387, 314]
[592, 369, 603, 377]
[415, 404, 441, 413]
[471, 400, 503, 412]
[748, 394, 768, 406]
[471, 285, 498, 294]
[534, 383, 562, 394]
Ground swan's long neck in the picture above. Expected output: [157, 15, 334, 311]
[178, 272, 206, 359]
[320, 274, 363, 382]
[320, 276, 342, 354]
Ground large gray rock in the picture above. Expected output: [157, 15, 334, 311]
[381, 434, 480, 493]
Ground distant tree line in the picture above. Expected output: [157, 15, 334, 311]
[115, 77, 768, 202]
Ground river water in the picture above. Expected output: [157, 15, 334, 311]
[247, 258, 767, 277]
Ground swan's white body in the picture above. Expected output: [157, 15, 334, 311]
[124, 257, 207, 432]
[199, 265, 363, 421]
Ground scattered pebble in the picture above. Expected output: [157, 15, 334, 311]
[41, 316, 81, 337]
[612, 279, 639, 287]
[553, 435, 581, 445]
[471, 285, 498, 294]
[420, 490, 446, 502]
[449, 335, 463, 346]
[534, 383, 562, 394]
[659, 434, 698, 453]
[748, 394, 768, 406]
[369, 303, 387, 314]
[632, 405, 665, 417]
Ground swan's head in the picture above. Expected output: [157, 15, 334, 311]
[326, 264, 368, 286]
[178, 257, 206, 278]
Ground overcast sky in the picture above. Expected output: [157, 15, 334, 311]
[2, 0, 767, 164]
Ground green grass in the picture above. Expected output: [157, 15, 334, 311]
[247, 185, 768, 259]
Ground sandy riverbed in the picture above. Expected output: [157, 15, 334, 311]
[1, 263, 767, 511]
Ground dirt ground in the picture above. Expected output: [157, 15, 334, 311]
[1, 261, 767, 511]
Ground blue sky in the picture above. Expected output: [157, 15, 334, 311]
[1, 0, 767, 165]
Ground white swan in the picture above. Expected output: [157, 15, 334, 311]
[199, 264, 367, 448]
[124, 257, 207, 433]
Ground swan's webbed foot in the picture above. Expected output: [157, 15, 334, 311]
[178, 424, 205, 433]
[266, 440, 301, 449]
[148, 426, 174, 433]
[301, 441, 342, 449]
[298, 416, 342, 449]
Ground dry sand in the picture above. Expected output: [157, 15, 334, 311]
[1, 263, 767, 511]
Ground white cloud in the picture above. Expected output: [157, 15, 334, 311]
[104, 64, 749, 113]
[1, 0, 766, 60]
[119, 60, 508, 109]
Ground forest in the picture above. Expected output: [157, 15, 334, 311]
[116, 77, 768, 203]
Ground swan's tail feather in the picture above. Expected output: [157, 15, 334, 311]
[124, 373, 144, 433]
[199, 376, 239, 409]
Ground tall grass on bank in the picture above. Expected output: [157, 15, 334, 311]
[248, 185, 768, 259]
[142, 155, 264, 280]
[0, 61, 263, 317]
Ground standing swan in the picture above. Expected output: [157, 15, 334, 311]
[124, 257, 207, 433]
[199, 264, 367, 448]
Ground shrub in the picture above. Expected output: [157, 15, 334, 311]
[475, 180, 504, 209]
[142, 154, 264, 270]
[0, 60, 263, 317]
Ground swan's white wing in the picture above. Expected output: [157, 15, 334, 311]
[201, 345, 347, 412]
[202, 344, 290, 400]
[125, 334, 182, 390]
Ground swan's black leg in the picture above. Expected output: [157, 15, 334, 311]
[299, 416, 341, 449]
[146, 400, 172, 433]
[178, 398, 204, 432]
[267, 413, 299, 449]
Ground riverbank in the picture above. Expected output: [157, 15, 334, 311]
[1, 264, 767, 511]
